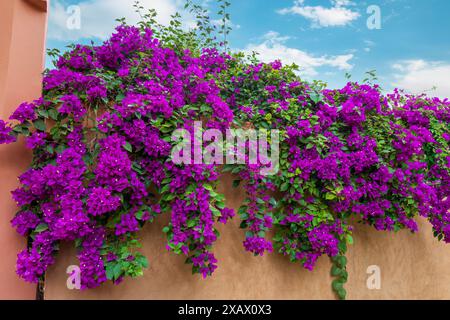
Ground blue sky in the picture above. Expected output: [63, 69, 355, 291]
[46, 0, 450, 97]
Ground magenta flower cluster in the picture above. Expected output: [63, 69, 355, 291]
[0, 22, 448, 293]
[223, 60, 449, 273]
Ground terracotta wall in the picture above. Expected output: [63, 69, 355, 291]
[0, 0, 48, 299]
[44, 174, 450, 300]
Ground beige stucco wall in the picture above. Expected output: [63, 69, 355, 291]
[0, 0, 48, 299]
[44, 174, 450, 300]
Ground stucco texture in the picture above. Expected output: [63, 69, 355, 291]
[44, 174, 450, 300]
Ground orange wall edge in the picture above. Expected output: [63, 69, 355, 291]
[0, 0, 48, 300]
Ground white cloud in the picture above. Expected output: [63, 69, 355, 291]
[277, 0, 360, 28]
[48, 0, 188, 41]
[392, 60, 450, 98]
[244, 31, 354, 78]
[363, 39, 375, 52]
[332, 0, 353, 6]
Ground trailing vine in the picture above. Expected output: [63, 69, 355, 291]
[0, 1, 448, 298]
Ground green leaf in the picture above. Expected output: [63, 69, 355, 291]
[338, 241, 347, 253]
[325, 193, 336, 200]
[332, 279, 343, 292]
[335, 255, 347, 268]
[48, 109, 59, 120]
[34, 119, 46, 131]
[75, 238, 83, 248]
[187, 220, 197, 228]
[160, 184, 170, 194]
[135, 209, 144, 220]
[210, 206, 222, 217]
[37, 109, 49, 119]
[34, 223, 48, 233]
[123, 142, 133, 152]
[337, 288, 347, 300]
[232, 180, 240, 188]
[346, 234, 354, 245]
[46, 145, 54, 154]
[132, 162, 145, 175]
[162, 226, 170, 233]
[239, 212, 249, 220]
[162, 193, 175, 201]
[203, 184, 213, 191]
[216, 201, 225, 209]
[331, 265, 342, 277]
[136, 255, 149, 269]
[105, 265, 115, 280]
[310, 92, 323, 104]
[113, 263, 123, 279]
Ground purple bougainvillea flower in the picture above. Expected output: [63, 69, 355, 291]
[0, 120, 16, 144]
[9, 102, 36, 123]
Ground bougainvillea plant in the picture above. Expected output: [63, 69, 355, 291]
[0, 1, 449, 299]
